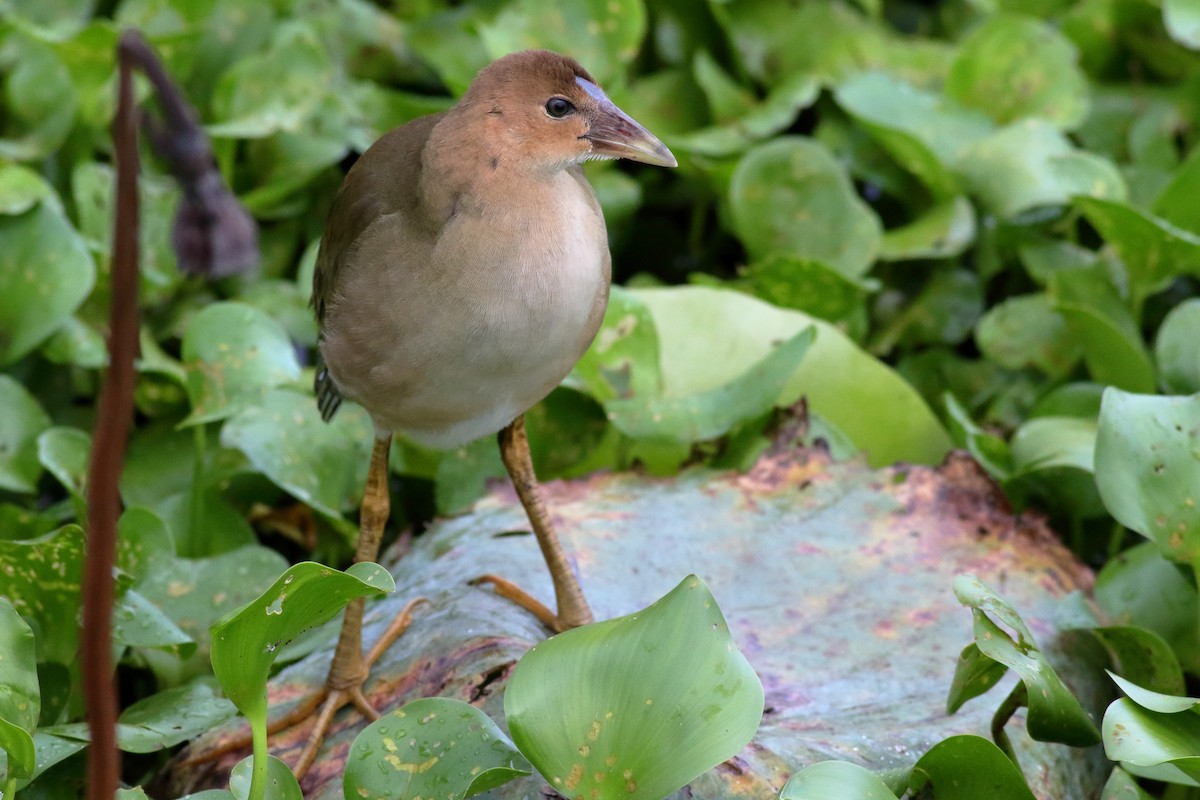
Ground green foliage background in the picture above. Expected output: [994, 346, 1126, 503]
[2, 0, 1200, 796]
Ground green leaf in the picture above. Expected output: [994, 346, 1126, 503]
[210, 561, 394, 725]
[112, 589, 195, 656]
[947, 643, 1011, 715]
[0, 525, 86, 664]
[835, 73, 993, 198]
[879, 197, 977, 261]
[945, 13, 1089, 129]
[220, 388, 374, 519]
[778, 761, 898, 799]
[634, 287, 951, 466]
[1096, 542, 1200, 675]
[1097, 630, 1187, 696]
[0, 375, 50, 493]
[569, 287, 663, 405]
[209, 21, 335, 138]
[479, 0, 646, 88]
[975, 294, 1082, 377]
[943, 393, 1012, 480]
[0, 36, 77, 160]
[1095, 390, 1200, 562]
[604, 327, 814, 442]
[952, 575, 1101, 746]
[729, 137, 882, 277]
[1075, 197, 1200, 310]
[181, 302, 303, 426]
[0, 202, 94, 365]
[1165, 0, 1200, 49]
[1156, 299, 1200, 394]
[956, 121, 1125, 218]
[0, 730, 86, 790]
[504, 576, 763, 800]
[229, 754, 302, 800]
[1008, 416, 1103, 518]
[0, 599, 38, 780]
[1101, 767, 1154, 800]
[40, 315, 107, 368]
[36, 426, 90, 501]
[1104, 697, 1200, 783]
[871, 269, 983, 352]
[671, 70, 819, 157]
[1049, 268, 1156, 393]
[731, 255, 871, 325]
[908, 735, 1037, 799]
[0, 164, 52, 215]
[344, 697, 532, 800]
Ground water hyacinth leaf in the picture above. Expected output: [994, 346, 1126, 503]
[1050, 269, 1155, 394]
[1103, 698, 1200, 782]
[0, 37, 77, 161]
[834, 72, 993, 198]
[1155, 299, 1200, 394]
[1096, 542, 1200, 675]
[209, 22, 334, 138]
[112, 589, 195, 656]
[953, 575, 1101, 746]
[116, 683, 237, 754]
[570, 287, 663, 405]
[946, 643, 1011, 715]
[344, 697, 532, 800]
[36, 426, 90, 501]
[604, 327, 813, 442]
[0, 202, 94, 366]
[0, 730, 86, 791]
[229, 754, 302, 800]
[945, 14, 1089, 129]
[0, 525, 86, 664]
[1165, 0, 1200, 49]
[879, 197, 976, 261]
[135, 545, 288, 679]
[0, 164, 53, 216]
[0, 375, 50, 493]
[1095, 390, 1200, 563]
[220, 388, 374, 519]
[1110, 672, 1198, 713]
[975, 294, 1082, 377]
[1075, 197, 1200, 309]
[729, 137, 882, 277]
[41, 315, 107, 368]
[943, 393, 1012, 480]
[872, 269, 983, 352]
[635, 287, 951, 466]
[504, 575, 763, 800]
[1008, 416, 1103, 518]
[777, 761, 897, 799]
[210, 561, 394, 723]
[734, 255, 870, 324]
[1089, 627, 1185, 697]
[1101, 767, 1154, 800]
[671, 71, 819, 157]
[479, 0, 646, 88]
[956, 121, 1125, 218]
[182, 302, 302, 426]
[0, 599, 38, 779]
[908, 735, 1037, 799]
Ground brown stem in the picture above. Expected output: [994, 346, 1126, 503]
[82, 29, 146, 800]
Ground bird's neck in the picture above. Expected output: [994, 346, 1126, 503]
[419, 109, 572, 223]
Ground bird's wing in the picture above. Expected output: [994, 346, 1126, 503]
[311, 113, 445, 420]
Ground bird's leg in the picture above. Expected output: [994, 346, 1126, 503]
[474, 415, 593, 633]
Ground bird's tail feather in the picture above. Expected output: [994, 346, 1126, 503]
[314, 357, 343, 422]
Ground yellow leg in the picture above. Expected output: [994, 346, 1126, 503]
[475, 415, 593, 632]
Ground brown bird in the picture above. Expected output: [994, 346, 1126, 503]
[293, 50, 676, 777]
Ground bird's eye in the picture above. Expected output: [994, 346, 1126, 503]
[545, 97, 575, 118]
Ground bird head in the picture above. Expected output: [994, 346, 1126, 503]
[464, 50, 677, 172]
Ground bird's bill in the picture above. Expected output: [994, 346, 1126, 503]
[577, 77, 678, 168]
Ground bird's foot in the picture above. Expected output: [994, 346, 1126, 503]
[182, 597, 426, 780]
[470, 574, 591, 634]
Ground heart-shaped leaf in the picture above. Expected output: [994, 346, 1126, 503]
[344, 697, 532, 800]
[908, 735, 1036, 798]
[778, 761, 898, 799]
[0, 599, 38, 780]
[1155, 298, 1200, 394]
[229, 753, 302, 800]
[1095, 390, 1200, 563]
[181, 302, 302, 426]
[729, 137, 882, 277]
[210, 561, 394, 724]
[504, 575, 763, 800]
[0, 375, 50, 494]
